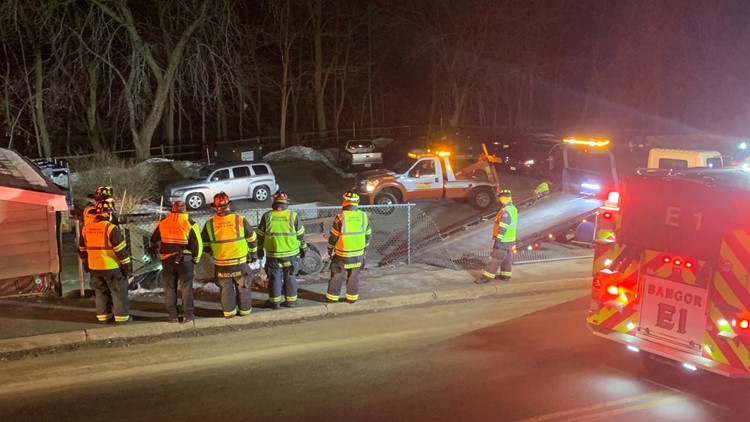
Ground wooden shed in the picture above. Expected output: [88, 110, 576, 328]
[0, 148, 68, 297]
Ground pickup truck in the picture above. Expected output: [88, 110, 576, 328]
[339, 139, 383, 171]
[354, 148, 499, 210]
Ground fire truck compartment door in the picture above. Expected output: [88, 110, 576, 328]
[637, 275, 709, 354]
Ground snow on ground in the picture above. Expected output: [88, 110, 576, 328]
[264, 146, 356, 177]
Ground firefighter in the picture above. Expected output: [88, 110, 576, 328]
[84, 186, 114, 228]
[534, 180, 550, 198]
[475, 189, 517, 284]
[256, 191, 306, 309]
[201, 192, 258, 318]
[150, 200, 203, 323]
[78, 200, 133, 324]
[325, 191, 371, 303]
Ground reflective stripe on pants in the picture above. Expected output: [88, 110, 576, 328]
[326, 255, 363, 302]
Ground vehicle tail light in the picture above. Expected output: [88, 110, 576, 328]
[740, 320, 749, 329]
[606, 285, 619, 295]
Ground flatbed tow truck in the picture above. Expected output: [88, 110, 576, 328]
[414, 137, 618, 265]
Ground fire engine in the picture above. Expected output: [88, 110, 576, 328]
[587, 165, 750, 377]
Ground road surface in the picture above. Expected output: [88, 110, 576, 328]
[0, 289, 743, 421]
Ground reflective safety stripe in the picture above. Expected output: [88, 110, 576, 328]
[286, 295, 298, 302]
[239, 309, 252, 316]
[270, 296, 283, 303]
[500, 271, 512, 277]
[83, 221, 121, 270]
[325, 293, 339, 301]
[482, 270, 496, 279]
[157, 213, 192, 245]
[261, 210, 302, 258]
[207, 215, 250, 266]
[224, 308, 238, 317]
[345, 293, 359, 301]
[334, 210, 370, 257]
[494, 204, 517, 242]
[114, 315, 130, 322]
[97, 313, 113, 322]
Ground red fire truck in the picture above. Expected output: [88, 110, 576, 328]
[587, 166, 750, 377]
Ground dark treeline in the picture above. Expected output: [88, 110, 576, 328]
[1, 0, 748, 158]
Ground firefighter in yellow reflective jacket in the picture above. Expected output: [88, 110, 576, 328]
[256, 191, 306, 309]
[325, 191, 371, 303]
[475, 189, 517, 284]
[78, 200, 133, 324]
[150, 200, 203, 323]
[201, 192, 258, 318]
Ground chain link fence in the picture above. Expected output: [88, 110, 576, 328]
[120, 203, 454, 288]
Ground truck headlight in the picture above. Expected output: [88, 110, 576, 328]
[365, 180, 379, 192]
[581, 182, 601, 191]
[523, 159, 535, 167]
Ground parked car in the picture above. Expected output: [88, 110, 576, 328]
[495, 132, 562, 179]
[164, 162, 279, 210]
[339, 139, 383, 171]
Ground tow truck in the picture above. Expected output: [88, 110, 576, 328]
[416, 137, 618, 261]
[354, 146, 502, 210]
[587, 165, 750, 377]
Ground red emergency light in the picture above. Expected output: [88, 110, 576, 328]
[602, 211, 613, 220]
[661, 255, 695, 269]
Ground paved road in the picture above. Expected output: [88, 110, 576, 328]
[0, 289, 743, 421]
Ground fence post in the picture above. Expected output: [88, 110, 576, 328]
[407, 204, 412, 265]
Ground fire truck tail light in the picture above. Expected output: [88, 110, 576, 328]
[740, 320, 749, 329]
[602, 211, 613, 219]
[685, 261, 693, 268]
[663, 257, 671, 263]
[606, 285, 619, 295]
[674, 259, 682, 266]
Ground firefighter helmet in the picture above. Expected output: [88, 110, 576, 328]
[273, 191, 289, 204]
[497, 189, 512, 197]
[342, 191, 360, 206]
[171, 200, 187, 213]
[94, 199, 115, 215]
[211, 191, 232, 208]
[88, 185, 113, 200]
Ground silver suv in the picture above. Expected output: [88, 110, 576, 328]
[164, 162, 279, 210]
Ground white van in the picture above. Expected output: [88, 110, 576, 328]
[646, 148, 726, 170]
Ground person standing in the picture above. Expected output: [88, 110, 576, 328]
[475, 189, 517, 284]
[201, 192, 258, 318]
[150, 200, 203, 323]
[325, 191, 371, 304]
[256, 191, 306, 309]
[78, 200, 133, 324]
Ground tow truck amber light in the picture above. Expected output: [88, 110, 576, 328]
[563, 137, 611, 147]
[606, 285, 619, 295]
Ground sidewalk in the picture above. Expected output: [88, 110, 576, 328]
[0, 259, 592, 355]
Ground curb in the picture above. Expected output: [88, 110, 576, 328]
[0, 277, 588, 356]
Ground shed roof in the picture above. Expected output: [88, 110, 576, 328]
[0, 148, 68, 211]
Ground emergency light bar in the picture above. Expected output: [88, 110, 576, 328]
[563, 137, 611, 147]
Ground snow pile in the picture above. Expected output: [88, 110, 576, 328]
[142, 157, 174, 164]
[264, 146, 355, 177]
